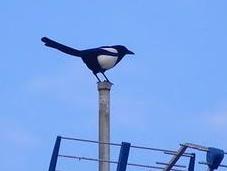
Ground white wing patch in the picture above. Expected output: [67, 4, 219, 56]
[98, 55, 118, 70]
[101, 48, 118, 54]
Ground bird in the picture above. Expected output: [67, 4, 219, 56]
[41, 37, 134, 82]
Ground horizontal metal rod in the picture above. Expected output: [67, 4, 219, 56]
[199, 161, 227, 168]
[61, 136, 192, 156]
[58, 154, 186, 171]
[181, 143, 227, 154]
[61, 136, 121, 146]
[181, 143, 208, 152]
[156, 162, 186, 168]
[164, 151, 193, 158]
[130, 144, 188, 155]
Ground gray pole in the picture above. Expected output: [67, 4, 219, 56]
[98, 81, 112, 171]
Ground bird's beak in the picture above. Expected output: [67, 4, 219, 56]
[127, 50, 135, 55]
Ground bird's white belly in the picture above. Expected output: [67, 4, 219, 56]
[97, 55, 118, 70]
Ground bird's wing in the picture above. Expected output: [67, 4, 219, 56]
[81, 48, 119, 57]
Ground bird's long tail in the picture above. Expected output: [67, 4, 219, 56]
[41, 37, 81, 57]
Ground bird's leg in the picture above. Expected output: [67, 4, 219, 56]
[101, 72, 111, 83]
[93, 73, 101, 82]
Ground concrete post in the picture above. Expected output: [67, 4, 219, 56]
[98, 81, 112, 171]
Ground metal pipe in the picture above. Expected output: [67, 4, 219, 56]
[163, 145, 188, 171]
[181, 143, 208, 152]
[98, 81, 112, 171]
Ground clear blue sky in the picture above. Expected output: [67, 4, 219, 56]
[1, 0, 227, 171]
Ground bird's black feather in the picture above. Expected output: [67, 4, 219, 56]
[41, 36, 134, 82]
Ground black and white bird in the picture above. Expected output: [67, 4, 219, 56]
[41, 37, 134, 82]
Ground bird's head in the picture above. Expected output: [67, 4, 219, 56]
[112, 45, 134, 56]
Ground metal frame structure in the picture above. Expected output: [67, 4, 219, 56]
[48, 136, 227, 171]
[163, 143, 227, 171]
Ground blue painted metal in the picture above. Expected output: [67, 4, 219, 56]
[206, 147, 224, 170]
[48, 136, 61, 171]
[116, 142, 131, 171]
[188, 153, 195, 171]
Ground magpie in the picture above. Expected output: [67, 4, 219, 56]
[41, 37, 134, 82]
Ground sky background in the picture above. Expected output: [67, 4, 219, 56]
[1, 0, 227, 171]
